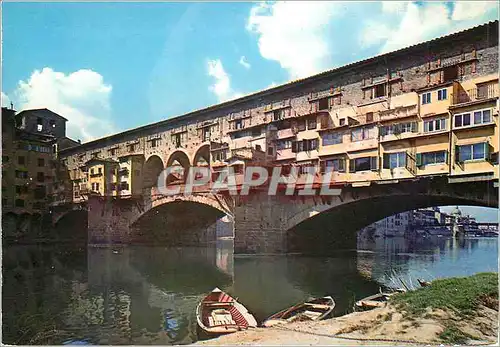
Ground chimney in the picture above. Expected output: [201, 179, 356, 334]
[78, 139, 81, 144]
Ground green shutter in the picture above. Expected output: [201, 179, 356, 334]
[339, 159, 345, 172]
[349, 159, 355, 173]
[383, 154, 390, 169]
[455, 145, 461, 163]
[416, 153, 423, 167]
[484, 142, 490, 160]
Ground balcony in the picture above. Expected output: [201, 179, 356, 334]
[230, 146, 266, 162]
[452, 84, 498, 108]
[89, 172, 103, 178]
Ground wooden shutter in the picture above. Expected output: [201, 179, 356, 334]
[484, 142, 490, 160]
[291, 141, 298, 153]
[370, 157, 378, 171]
[380, 126, 387, 136]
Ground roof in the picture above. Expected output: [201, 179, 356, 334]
[16, 108, 68, 121]
[60, 20, 498, 156]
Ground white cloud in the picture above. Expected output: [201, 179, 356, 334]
[1, 92, 11, 108]
[247, 1, 340, 79]
[266, 81, 278, 89]
[452, 1, 498, 21]
[239, 56, 251, 69]
[12, 67, 115, 142]
[361, 1, 499, 54]
[207, 59, 242, 102]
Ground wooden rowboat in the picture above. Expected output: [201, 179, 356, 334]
[196, 288, 257, 336]
[262, 296, 335, 327]
[354, 290, 401, 311]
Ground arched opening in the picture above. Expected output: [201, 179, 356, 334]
[287, 194, 493, 255]
[143, 155, 165, 189]
[130, 201, 226, 246]
[193, 144, 210, 167]
[166, 151, 191, 185]
[54, 210, 88, 242]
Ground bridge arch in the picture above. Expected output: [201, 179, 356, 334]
[192, 143, 210, 167]
[143, 154, 165, 189]
[129, 193, 233, 246]
[284, 180, 498, 254]
[166, 150, 191, 184]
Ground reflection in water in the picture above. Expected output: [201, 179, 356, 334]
[2, 235, 498, 345]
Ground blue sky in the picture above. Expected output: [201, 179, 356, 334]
[2, 1, 498, 221]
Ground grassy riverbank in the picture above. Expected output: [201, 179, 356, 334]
[195, 272, 498, 345]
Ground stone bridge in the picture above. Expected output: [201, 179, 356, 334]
[50, 175, 498, 255]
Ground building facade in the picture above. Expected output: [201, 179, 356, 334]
[57, 22, 499, 203]
[1, 107, 78, 215]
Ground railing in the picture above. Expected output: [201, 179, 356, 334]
[454, 84, 498, 105]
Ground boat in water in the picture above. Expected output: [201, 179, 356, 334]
[262, 296, 335, 327]
[196, 288, 257, 336]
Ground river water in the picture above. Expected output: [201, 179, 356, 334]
[2, 236, 498, 345]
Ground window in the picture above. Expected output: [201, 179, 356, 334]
[255, 144, 262, 152]
[277, 120, 291, 130]
[98, 167, 102, 175]
[307, 118, 317, 130]
[339, 118, 346, 126]
[291, 139, 318, 152]
[454, 113, 471, 127]
[273, 109, 285, 121]
[366, 112, 373, 122]
[15, 199, 25, 207]
[417, 151, 447, 166]
[383, 152, 407, 169]
[2, 156, 9, 163]
[110, 148, 117, 156]
[267, 147, 274, 156]
[119, 182, 129, 190]
[318, 98, 329, 111]
[421, 92, 431, 104]
[477, 84, 490, 99]
[324, 158, 345, 172]
[95, 182, 100, 191]
[322, 132, 343, 146]
[151, 138, 159, 148]
[235, 119, 243, 129]
[472, 109, 492, 125]
[423, 118, 446, 132]
[18, 156, 25, 165]
[37, 172, 45, 182]
[251, 127, 261, 137]
[172, 134, 181, 148]
[129, 144, 136, 152]
[296, 120, 306, 132]
[351, 126, 374, 142]
[437, 89, 447, 100]
[38, 158, 45, 167]
[442, 66, 458, 82]
[90, 168, 95, 175]
[456, 143, 489, 162]
[276, 139, 292, 150]
[374, 84, 386, 98]
[350, 156, 378, 172]
[380, 122, 417, 136]
[37, 117, 43, 131]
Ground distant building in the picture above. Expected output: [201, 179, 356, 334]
[359, 210, 413, 238]
[1, 107, 78, 216]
